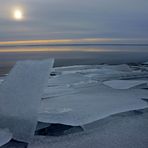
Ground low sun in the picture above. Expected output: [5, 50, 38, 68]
[13, 9, 23, 20]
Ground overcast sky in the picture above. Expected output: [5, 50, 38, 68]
[0, 0, 148, 41]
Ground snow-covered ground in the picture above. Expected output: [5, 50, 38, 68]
[0, 62, 148, 147]
[29, 109, 148, 148]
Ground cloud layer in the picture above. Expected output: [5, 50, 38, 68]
[0, 0, 148, 41]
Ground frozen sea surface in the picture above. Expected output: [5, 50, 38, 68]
[29, 109, 148, 148]
[39, 64, 148, 126]
[0, 62, 148, 147]
[103, 80, 148, 89]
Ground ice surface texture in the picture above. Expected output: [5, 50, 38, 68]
[0, 128, 12, 147]
[0, 59, 54, 142]
[39, 84, 148, 126]
[103, 80, 148, 89]
[39, 64, 148, 126]
[29, 109, 148, 148]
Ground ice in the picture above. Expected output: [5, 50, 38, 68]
[39, 64, 148, 126]
[103, 80, 148, 89]
[0, 79, 4, 84]
[55, 65, 94, 73]
[55, 64, 131, 74]
[0, 59, 54, 142]
[29, 109, 148, 148]
[143, 61, 148, 65]
[92, 71, 148, 81]
[39, 83, 148, 126]
[0, 128, 12, 147]
[48, 73, 89, 87]
[101, 64, 132, 72]
[0, 77, 5, 85]
[42, 86, 77, 99]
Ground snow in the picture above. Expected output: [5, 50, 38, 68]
[0, 59, 54, 143]
[0, 128, 12, 147]
[29, 109, 148, 148]
[103, 80, 148, 89]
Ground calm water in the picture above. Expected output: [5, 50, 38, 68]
[0, 44, 148, 75]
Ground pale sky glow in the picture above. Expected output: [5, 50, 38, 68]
[0, 0, 148, 41]
[13, 9, 23, 20]
[0, 38, 112, 45]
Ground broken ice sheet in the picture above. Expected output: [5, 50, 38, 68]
[0, 128, 12, 147]
[0, 78, 4, 84]
[39, 84, 148, 126]
[0, 59, 54, 143]
[39, 65, 148, 126]
[48, 73, 89, 87]
[29, 109, 148, 148]
[103, 80, 148, 89]
[101, 64, 132, 72]
[54, 64, 132, 75]
[42, 85, 77, 99]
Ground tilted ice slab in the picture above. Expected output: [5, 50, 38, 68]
[103, 80, 148, 89]
[0, 128, 12, 147]
[0, 59, 54, 143]
[39, 84, 148, 126]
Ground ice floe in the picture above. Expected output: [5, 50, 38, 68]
[39, 83, 148, 126]
[38, 64, 148, 126]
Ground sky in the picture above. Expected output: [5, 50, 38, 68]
[0, 0, 148, 42]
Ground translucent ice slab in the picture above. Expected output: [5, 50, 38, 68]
[0, 128, 12, 147]
[0, 59, 54, 142]
[39, 84, 148, 126]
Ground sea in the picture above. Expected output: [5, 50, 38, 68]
[0, 44, 148, 75]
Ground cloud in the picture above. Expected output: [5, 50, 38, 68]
[0, 0, 148, 41]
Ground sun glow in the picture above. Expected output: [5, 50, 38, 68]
[13, 9, 23, 20]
